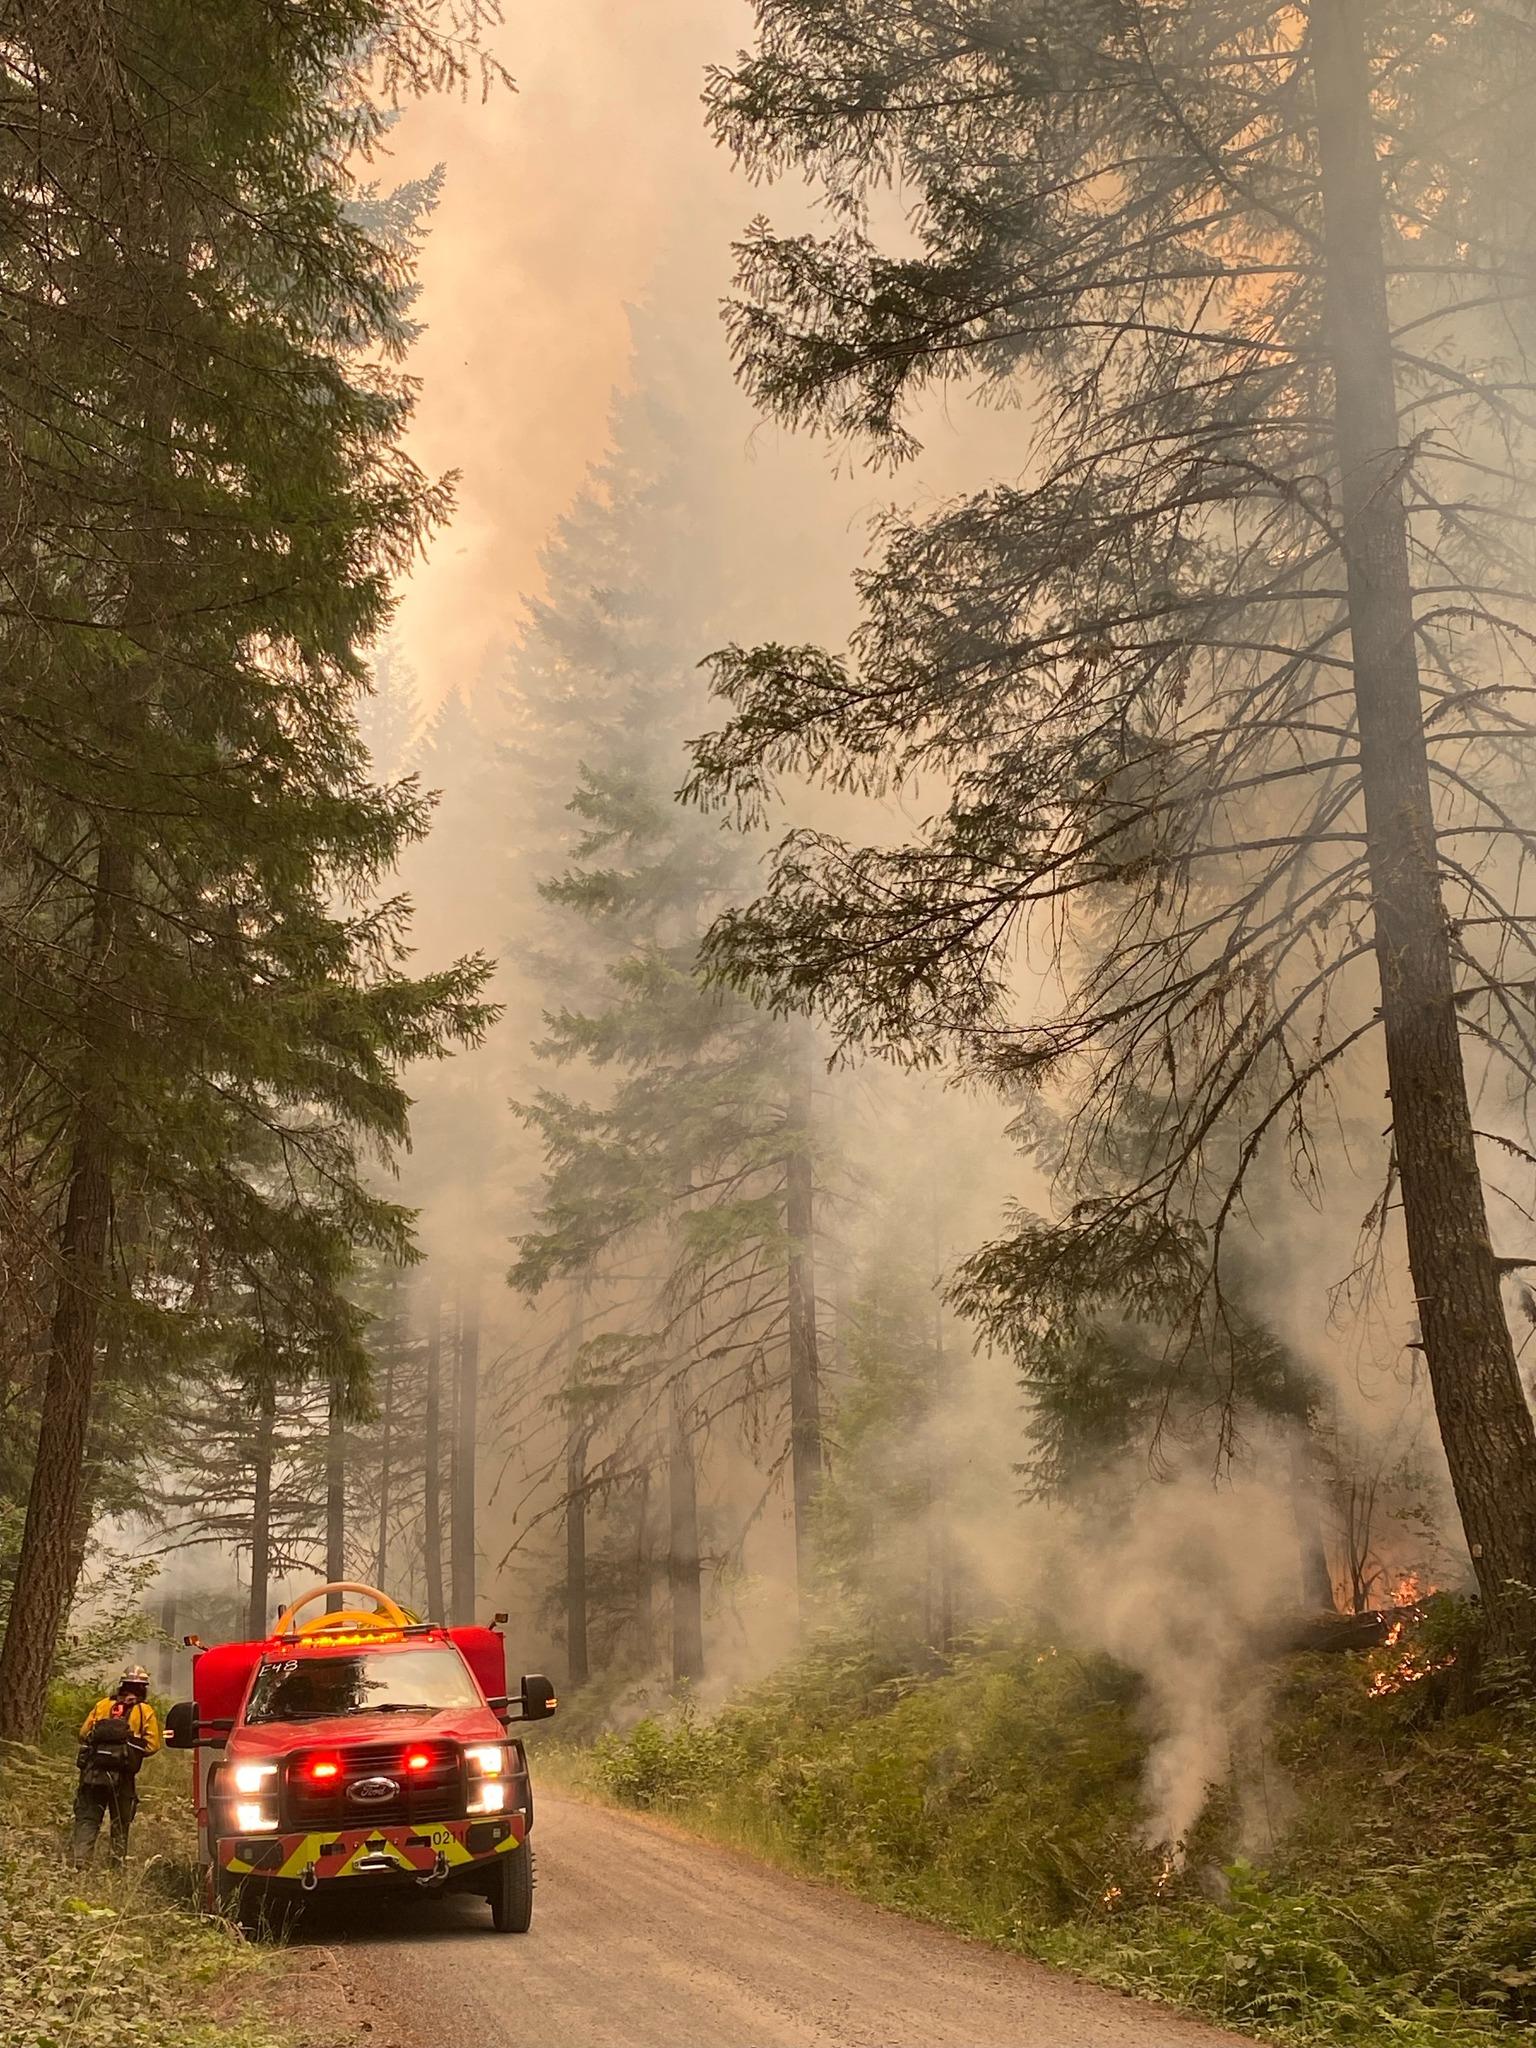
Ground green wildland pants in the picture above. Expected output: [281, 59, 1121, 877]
[71, 1777, 137, 1864]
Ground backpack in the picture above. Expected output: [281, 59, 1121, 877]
[78, 1707, 141, 1786]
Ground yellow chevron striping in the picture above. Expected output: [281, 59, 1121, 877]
[224, 1817, 523, 1879]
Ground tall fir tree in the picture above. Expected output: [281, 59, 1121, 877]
[501, 340, 833, 1680]
[0, 0, 500, 1735]
[360, 635, 426, 786]
[692, 0, 1536, 1652]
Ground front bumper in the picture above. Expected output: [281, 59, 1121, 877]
[217, 1809, 525, 1883]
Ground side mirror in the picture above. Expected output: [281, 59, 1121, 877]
[164, 1700, 196, 1749]
[519, 1673, 558, 1722]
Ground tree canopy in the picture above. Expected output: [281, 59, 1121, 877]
[0, 0, 502, 1737]
[687, 0, 1536, 1646]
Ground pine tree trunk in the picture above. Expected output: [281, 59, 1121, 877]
[157, 1590, 178, 1690]
[0, 839, 123, 1744]
[669, 1371, 704, 1683]
[633, 1465, 654, 1669]
[65, 1321, 122, 1623]
[325, 1377, 346, 1605]
[564, 1282, 589, 1686]
[248, 1383, 276, 1640]
[1312, 2, 1536, 1650]
[1287, 1432, 1337, 1613]
[566, 1427, 590, 1690]
[374, 1349, 395, 1587]
[925, 1284, 955, 1655]
[422, 1281, 446, 1621]
[63, 1498, 95, 1636]
[784, 1051, 823, 1607]
[450, 1277, 479, 1626]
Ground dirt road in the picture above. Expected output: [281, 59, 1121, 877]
[322, 1790, 1250, 2048]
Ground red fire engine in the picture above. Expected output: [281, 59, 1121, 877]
[165, 1582, 556, 1931]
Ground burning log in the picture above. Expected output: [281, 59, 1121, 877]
[1262, 1605, 1418, 1656]
[1265, 1575, 1454, 1660]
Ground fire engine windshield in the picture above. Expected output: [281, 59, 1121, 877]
[244, 1646, 480, 1723]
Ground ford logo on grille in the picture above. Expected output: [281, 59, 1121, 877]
[348, 1776, 399, 1804]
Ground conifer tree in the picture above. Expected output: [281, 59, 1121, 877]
[502, 347, 835, 1667]
[693, 1, 1536, 1651]
[562, 1283, 593, 1688]
[0, 0, 501, 1735]
[325, 1379, 348, 1603]
[360, 636, 427, 786]
[353, 1261, 430, 1592]
[450, 1276, 481, 1624]
[152, 1372, 329, 1637]
[421, 1278, 448, 1620]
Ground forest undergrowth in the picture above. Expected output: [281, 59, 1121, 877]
[562, 1619, 1536, 2047]
[0, 1689, 294, 2048]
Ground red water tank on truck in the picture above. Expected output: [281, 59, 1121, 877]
[164, 1582, 557, 1931]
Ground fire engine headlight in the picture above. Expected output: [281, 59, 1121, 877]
[466, 1781, 507, 1816]
[234, 1800, 279, 1834]
[232, 1763, 277, 1795]
[465, 1745, 507, 1778]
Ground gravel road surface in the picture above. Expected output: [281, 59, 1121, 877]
[318, 1790, 1251, 2048]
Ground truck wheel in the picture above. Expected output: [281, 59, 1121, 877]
[488, 1839, 533, 1933]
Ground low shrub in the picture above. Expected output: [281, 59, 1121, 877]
[587, 1622, 1532, 2046]
[0, 1696, 291, 2048]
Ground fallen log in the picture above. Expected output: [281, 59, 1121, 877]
[1261, 1606, 1410, 1656]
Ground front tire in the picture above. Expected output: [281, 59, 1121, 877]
[488, 1838, 533, 1932]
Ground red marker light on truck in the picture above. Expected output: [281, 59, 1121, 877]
[406, 1750, 432, 1772]
[309, 1758, 340, 1781]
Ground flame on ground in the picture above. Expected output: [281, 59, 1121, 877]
[1369, 1646, 1455, 1698]
[1368, 1579, 1454, 1697]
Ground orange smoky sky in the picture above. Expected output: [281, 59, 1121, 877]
[383, 0, 757, 708]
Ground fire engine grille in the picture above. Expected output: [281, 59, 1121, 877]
[282, 1743, 463, 1829]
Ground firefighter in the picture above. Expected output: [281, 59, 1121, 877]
[73, 1666, 162, 1865]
